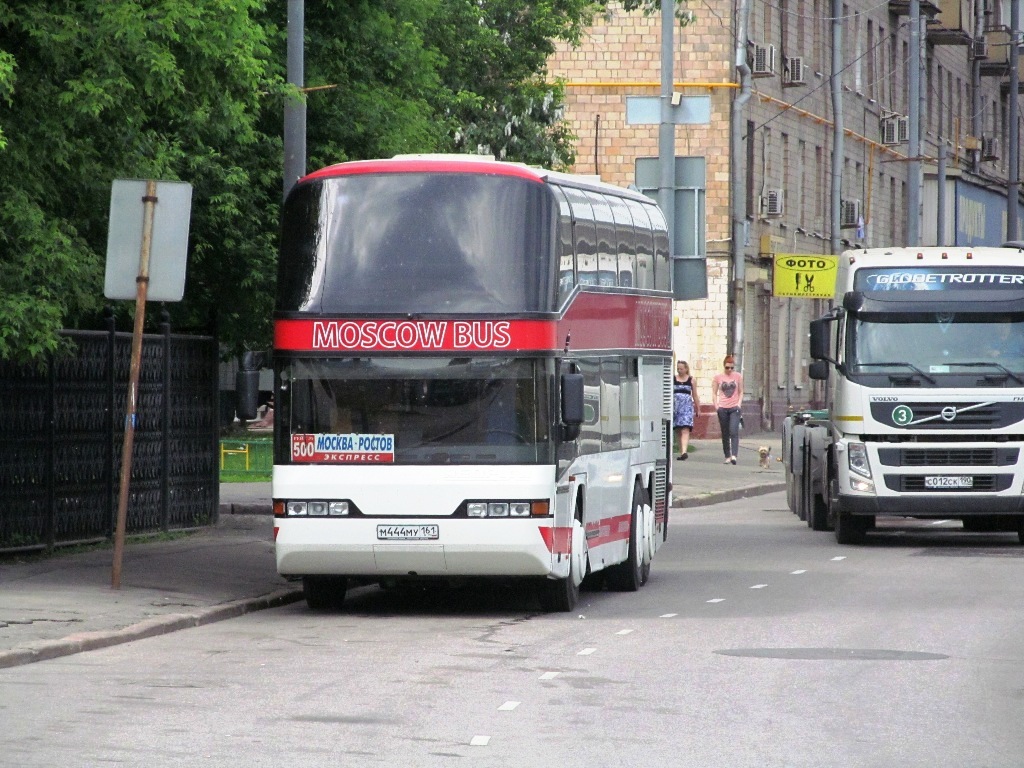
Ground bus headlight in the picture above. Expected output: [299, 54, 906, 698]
[466, 501, 551, 517]
[286, 501, 307, 516]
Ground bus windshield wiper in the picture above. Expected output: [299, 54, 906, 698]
[942, 362, 1024, 385]
[855, 362, 937, 384]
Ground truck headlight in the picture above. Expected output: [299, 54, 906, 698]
[848, 442, 872, 478]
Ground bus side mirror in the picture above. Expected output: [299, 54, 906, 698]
[808, 361, 829, 380]
[236, 370, 260, 421]
[236, 350, 261, 422]
[561, 372, 584, 441]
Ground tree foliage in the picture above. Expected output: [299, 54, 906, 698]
[0, 0, 679, 363]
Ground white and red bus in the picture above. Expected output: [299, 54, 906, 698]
[269, 156, 675, 611]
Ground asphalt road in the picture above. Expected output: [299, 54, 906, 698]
[3, 491, 1023, 768]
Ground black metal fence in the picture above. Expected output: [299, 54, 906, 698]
[0, 316, 219, 552]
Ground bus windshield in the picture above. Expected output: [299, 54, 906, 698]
[278, 357, 553, 465]
[277, 173, 557, 314]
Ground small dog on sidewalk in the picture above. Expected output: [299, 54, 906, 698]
[758, 445, 772, 469]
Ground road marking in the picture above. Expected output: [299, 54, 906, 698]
[791, 570, 807, 575]
[539, 671, 559, 680]
[750, 584, 768, 589]
[830, 556, 846, 561]
[615, 629, 634, 635]
[706, 598, 725, 603]
[577, 647, 596, 656]
[470, 736, 490, 746]
[498, 701, 520, 711]
[660, 613, 678, 618]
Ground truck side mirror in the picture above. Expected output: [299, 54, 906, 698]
[561, 372, 584, 441]
[809, 318, 831, 361]
[808, 360, 829, 380]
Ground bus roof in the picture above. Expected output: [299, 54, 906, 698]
[297, 155, 654, 204]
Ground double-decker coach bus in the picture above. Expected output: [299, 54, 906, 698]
[269, 155, 675, 611]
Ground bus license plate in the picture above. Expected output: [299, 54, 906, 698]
[377, 524, 439, 541]
[924, 476, 973, 489]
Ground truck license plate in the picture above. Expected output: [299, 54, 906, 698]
[924, 475, 973, 489]
[377, 524, 439, 541]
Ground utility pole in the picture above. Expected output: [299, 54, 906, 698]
[730, 0, 752, 365]
[907, 0, 922, 244]
[283, 0, 306, 201]
[1008, 0, 1020, 241]
[659, 3, 676, 265]
[830, 0, 844, 256]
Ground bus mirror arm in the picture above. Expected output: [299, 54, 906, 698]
[560, 372, 585, 441]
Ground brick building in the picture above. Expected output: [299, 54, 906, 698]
[548, 0, 1022, 434]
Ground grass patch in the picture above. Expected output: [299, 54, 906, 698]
[221, 471, 271, 483]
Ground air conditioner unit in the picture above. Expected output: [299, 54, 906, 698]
[880, 116, 909, 145]
[880, 116, 899, 145]
[760, 188, 785, 217]
[982, 135, 1000, 160]
[784, 56, 807, 85]
[751, 43, 776, 76]
[896, 115, 910, 143]
[840, 199, 862, 229]
[973, 38, 989, 59]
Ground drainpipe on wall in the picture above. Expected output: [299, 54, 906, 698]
[730, 0, 752, 367]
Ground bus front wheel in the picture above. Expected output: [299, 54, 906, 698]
[538, 516, 584, 612]
[303, 575, 347, 610]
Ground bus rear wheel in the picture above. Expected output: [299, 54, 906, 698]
[606, 485, 650, 591]
[303, 576, 347, 610]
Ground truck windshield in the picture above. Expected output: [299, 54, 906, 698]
[276, 357, 553, 465]
[849, 314, 1024, 379]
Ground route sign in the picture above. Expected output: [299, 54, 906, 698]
[773, 254, 838, 298]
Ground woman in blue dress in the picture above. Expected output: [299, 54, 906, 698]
[673, 360, 699, 460]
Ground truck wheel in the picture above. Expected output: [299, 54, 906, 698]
[303, 576, 347, 610]
[809, 490, 829, 531]
[786, 473, 797, 513]
[835, 512, 867, 545]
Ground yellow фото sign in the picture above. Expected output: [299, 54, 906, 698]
[773, 253, 838, 298]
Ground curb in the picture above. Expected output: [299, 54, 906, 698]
[0, 587, 305, 670]
[672, 482, 787, 509]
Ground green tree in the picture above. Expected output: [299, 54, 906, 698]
[0, 1, 282, 363]
[0, 0, 682, 364]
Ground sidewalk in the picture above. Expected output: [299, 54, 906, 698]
[0, 431, 784, 670]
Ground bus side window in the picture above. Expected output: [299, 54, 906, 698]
[609, 195, 636, 288]
[564, 187, 597, 286]
[626, 199, 654, 290]
[552, 185, 576, 307]
[576, 358, 601, 456]
[587, 191, 617, 287]
[600, 357, 621, 451]
[647, 204, 671, 291]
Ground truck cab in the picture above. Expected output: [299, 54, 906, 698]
[785, 247, 1024, 544]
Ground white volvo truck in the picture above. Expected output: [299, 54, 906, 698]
[783, 246, 1024, 544]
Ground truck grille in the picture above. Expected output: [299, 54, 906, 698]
[869, 401, 1024, 430]
[877, 447, 1019, 467]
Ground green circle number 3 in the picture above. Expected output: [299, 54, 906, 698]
[891, 405, 914, 426]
